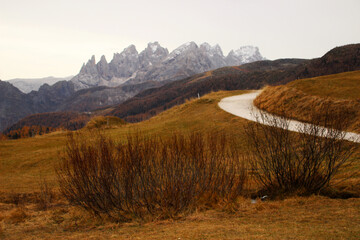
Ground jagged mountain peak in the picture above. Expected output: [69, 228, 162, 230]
[174, 41, 198, 53]
[139, 42, 169, 68]
[212, 44, 223, 56]
[80, 55, 98, 75]
[200, 42, 224, 57]
[226, 45, 264, 65]
[111, 45, 139, 62]
[99, 55, 107, 63]
[121, 45, 138, 56]
[178, 41, 198, 51]
[232, 46, 259, 57]
[166, 42, 198, 60]
[142, 42, 168, 55]
[82, 55, 96, 67]
[97, 55, 111, 80]
[147, 41, 161, 53]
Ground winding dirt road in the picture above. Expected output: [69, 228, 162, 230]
[218, 91, 360, 143]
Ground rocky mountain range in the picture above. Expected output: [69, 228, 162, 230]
[71, 42, 265, 90]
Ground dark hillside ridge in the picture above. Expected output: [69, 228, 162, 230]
[0, 81, 75, 132]
[0, 81, 34, 131]
[109, 44, 360, 122]
[57, 80, 164, 112]
[0, 79, 161, 131]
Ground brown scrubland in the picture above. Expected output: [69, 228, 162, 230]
[0, 77, 359, 239]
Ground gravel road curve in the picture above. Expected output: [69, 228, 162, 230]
[218, 91, 360, 143]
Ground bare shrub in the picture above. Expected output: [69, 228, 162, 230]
[57, 131, 246, 221]
[245, 104, 359, 196]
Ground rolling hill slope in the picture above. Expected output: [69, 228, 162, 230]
[0, 90, 250, 193]
[254, 71, 360, 133]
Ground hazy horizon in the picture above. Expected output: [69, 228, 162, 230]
[1, 0, 359, 79]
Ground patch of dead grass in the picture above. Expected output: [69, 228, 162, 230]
[0, 196, 358, 239]
[4, 207, 29, 224]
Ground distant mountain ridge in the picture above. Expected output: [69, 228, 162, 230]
[71, 42, 265, 90]
[6, 76, 73, 93]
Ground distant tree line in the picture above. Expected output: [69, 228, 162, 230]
[5, 125, 60, 139]
[3, 112, 92, 139]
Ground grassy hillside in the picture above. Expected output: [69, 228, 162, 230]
[254, 71, 360, 133]
[0, 89, 359, 239]
[1, 87, 359, 193]
[287, 70, 360, 100]
[0, 90, 250, 193]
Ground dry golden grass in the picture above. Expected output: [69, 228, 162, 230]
[288, 70, 360, 100]
[254, 71, 360, 133]
[0, 196, 359, 239]
[4, 207, 28, 224]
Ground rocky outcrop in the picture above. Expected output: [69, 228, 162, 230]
[109, 45, 140, 79]
[138, 42, 169, 68]
[71, 42, 266, 90]
[97, 55, 111, 80]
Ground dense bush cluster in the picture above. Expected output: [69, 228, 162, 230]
[57, 131, 246, 221]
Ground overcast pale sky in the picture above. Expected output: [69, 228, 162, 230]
[1, 0, 359, 79]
